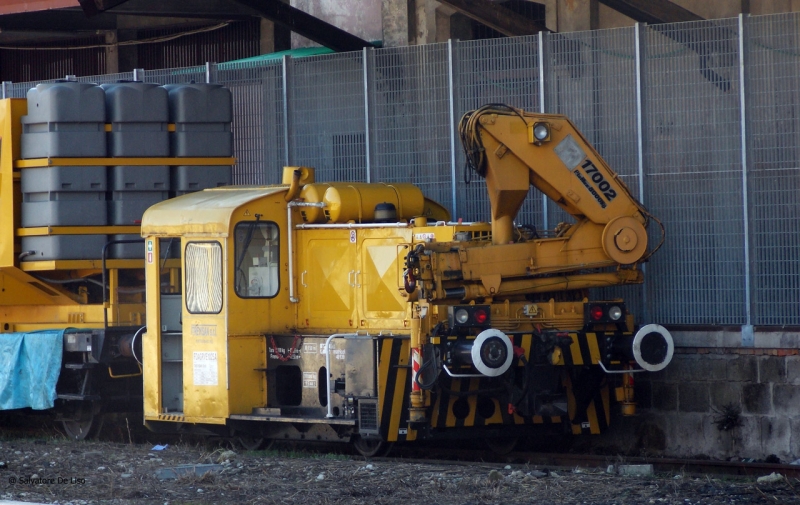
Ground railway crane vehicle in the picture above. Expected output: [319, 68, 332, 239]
[138, 104, 672, 455]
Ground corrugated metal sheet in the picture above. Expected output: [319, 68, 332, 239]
[137, 20, 260, 70]
[0, 35, 105, 82]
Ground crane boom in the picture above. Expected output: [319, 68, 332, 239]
[408, 105, 664, 303]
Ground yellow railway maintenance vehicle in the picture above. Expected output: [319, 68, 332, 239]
[141, 104, 672, 456]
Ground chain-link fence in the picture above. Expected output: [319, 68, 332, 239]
[4, 12, 799, 330]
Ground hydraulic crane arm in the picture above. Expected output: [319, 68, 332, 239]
[460, 104, 657, 258]
[407, 105, 664, 303]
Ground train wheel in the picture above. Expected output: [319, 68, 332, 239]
[62, 404, 104, 441]
[236, 434, 275, 452]
[485, 436, 519, 455]
[353, 436, 392, 458]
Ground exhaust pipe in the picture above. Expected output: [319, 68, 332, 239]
[631, 324, 673, 372]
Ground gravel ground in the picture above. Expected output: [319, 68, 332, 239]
[0, 417, 798, 505]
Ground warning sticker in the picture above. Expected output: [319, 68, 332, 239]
[303, 371, 317, 388]
[193, 351, 218, 386]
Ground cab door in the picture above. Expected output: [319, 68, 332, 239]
[181, 239, 229, 422]
[299, 229, 358, 329]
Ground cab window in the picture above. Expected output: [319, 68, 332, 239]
[185, 242, 223, 314]
[234, 221, 279, 298]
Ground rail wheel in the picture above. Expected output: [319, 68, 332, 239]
[485, 436, 519, 455]
[353, 436, 392, 458]
[236, 434, 275, 451]
[62, 403, 104, 441]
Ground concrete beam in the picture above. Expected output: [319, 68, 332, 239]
[596, 0, 702, 24]
[437, 0, 547, 36]
[233, 0, 376, 51]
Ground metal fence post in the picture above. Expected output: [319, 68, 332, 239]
[133, 68, 145, 82]
[205, 62, 218, 83]
[738, 13, 754, 346]
[448, 39, 458, 219]
[282, 55, 292, 167]
[363, 47, 373, 183]
[1, 81, 10, 99]
[634, 23, 649, 323]
[538, 30, 549, 231]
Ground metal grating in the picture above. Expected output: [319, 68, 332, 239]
[643, 19, 745, 325]
[357, 399, 379, 435]
[746, 14, 800, 326]
[371, 44, 453, 211]
[454, 35, 541, 224]
[219, 61, 286, 185]
[289, 52, 367, 183]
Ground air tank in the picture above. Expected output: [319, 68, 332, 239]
[322, 183, 425, 223]
[297, 183, 332, 223]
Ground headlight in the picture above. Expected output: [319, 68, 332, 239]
[447, 305, 492, 328]
[534, 123, 549, 140]
[609, 305, 622, 321]
[531, 122, 551, 144]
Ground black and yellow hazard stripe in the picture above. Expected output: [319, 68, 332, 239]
[377, 337, 414, 442]
[377, 332, 614, 440]
[564, 372, 611, 435]
[559, 331, 603, 366]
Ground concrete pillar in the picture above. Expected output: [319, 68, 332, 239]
[260, 18, 275, 54]
[382, 0, 410, 46]
[545, 0, 601, 32]
[414, 0, 438, 45]
[556, 0, 599, 32]
[435, 4, 472, 42]
[105, 31, 119, 74]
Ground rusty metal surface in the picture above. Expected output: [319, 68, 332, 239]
[0, 0, 77, 15]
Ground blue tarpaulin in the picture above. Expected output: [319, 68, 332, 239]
[0, 330, 64, 410]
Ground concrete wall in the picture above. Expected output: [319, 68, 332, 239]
[598, 346, 800, 462]
[291, 0, 383, 48]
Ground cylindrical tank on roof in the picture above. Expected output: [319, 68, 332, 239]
[322, 183, 425, 223]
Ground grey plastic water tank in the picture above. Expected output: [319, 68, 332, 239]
[21, 235, 107, 261]
[102, 82, 169, 157]
[21, 80, 106, 159]
[172, 165, 231, 195]
[108, 191, 169, 226]
[164, 83, 232, 157]
[109, 165, 170, 192]
[21, 166, 107, 227]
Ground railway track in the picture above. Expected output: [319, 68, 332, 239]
[381, 445, 800, 480]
